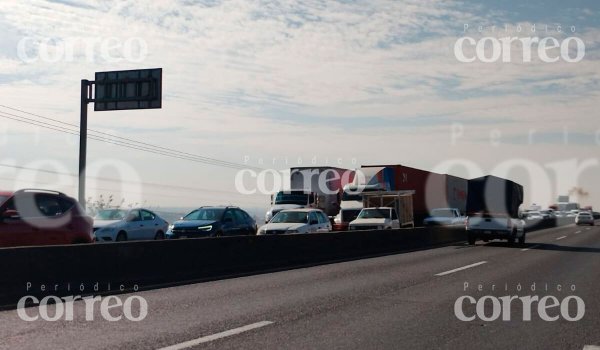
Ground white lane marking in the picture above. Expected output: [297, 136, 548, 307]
[435, 261, 487, 276]
[583, 346, 600, 350]
[575, 230, 582, 234]
[521, 244, 540, 252]
[556, 235, 567, 241]
[157, 321, 274, 350]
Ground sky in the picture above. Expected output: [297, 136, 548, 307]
[0, 0, 599, 214]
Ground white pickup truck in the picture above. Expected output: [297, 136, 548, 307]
[423, 208, 466, 227]
[466, 213, 526, 245]
[348, 207, 400, 231]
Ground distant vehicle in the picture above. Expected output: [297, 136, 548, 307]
[258, 209, 331, 235]
[93, 208, 169, 242]
[167, 206, 257, 239]
[349, 207, 400, 231]
[525, 211, 543, 220]
[466, 212, 526, 245]
[575, 212, 594, 226]
[0, 189, 93, 248]
[553, 211, 566, 218]
[566, 210, 579, 218]
[423, 208, 466, 227]
[540, 210, 554, 219]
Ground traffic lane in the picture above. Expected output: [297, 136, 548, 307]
[442, 220, 600, 350]
[202, 223, 600, 350]
[0, 224, 587, 350]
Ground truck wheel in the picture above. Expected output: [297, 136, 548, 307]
[468, 234, 476, 245]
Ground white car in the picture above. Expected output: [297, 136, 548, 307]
[349, 207, 400, 231]
[93, 208, 170, 242]
[423, 208, 466, 227]
[258, 209, 331, 235]
[575, 212, 595, 226]
[525, 211, 544, 220]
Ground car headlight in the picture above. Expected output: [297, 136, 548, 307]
[168, 224, 174, 231]
[197, 225, 213, 231]
[286, 229, 299, 234]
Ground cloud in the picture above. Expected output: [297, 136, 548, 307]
[0, 0, 599, 207]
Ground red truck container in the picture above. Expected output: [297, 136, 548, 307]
[361, 165, 468, 225]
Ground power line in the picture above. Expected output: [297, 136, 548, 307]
[0, 163, 259, 197]
[0, 110, 259, 170]
[0, 104, 262, 171]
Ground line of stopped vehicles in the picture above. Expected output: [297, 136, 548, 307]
[0, 165, 597, 248]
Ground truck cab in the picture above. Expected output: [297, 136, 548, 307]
[333, 184, 382, 231]
[265, 190, 316, 223]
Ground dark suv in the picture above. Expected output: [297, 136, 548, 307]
[166, 206, 257, 239]
[0, 189, 94, 248]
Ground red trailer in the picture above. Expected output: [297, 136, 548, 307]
[361, 165, 468, 225]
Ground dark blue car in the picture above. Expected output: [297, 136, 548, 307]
[166, 206, 257, 238]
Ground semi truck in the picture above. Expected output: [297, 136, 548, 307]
[265, 167, 353, 223]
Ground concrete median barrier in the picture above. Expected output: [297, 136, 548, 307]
[0, 226, 466, 309]
[0, 218, 575, 309]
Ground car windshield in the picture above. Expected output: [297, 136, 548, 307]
[184, 208, 225, 221]
[431, 209, 455, 217]
[358, 208, 390, 219]
[274, 192, 312, 205]
[94, 209, 127, 220]
[271, 211, 309, 224]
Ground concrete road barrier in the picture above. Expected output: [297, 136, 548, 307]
[0, 218, 574, 309]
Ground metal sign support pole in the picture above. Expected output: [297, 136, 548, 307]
[79, 79, 89, 209]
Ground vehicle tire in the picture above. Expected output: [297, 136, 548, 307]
[468, 234, 476, 245]
[154, 231, 165, 240]
[116, 232, 127, 242]
[518, 232, 526, 245]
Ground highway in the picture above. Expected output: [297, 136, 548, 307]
[0, 222, 599, 350]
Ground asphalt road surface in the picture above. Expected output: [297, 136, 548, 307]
[1, 222, 599, 350]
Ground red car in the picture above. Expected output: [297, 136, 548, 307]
[0, 189, 94, 248]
